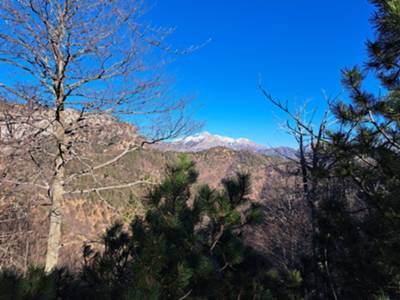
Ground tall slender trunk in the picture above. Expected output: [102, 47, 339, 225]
[45, 166, 64, 272]
[298, 131, 321, 298]
[45, 21, 67, 270]
[298, 133, 317, 257]
[45, 116, 66, 272]
[45, 49, 67, 270]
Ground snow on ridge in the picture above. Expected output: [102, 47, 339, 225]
[236, 138, 252, 143]
[156, 132, 296, 158]
[181, 132, 258, 146]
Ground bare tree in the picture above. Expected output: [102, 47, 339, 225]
[260, 86, 343, 299]
[0, 0, 195, 272]
[256, 162, 311, 273]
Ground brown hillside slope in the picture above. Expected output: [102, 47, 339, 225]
[59, 147, 283, 269]
[1, 106, 287, 270]
[2, 147, 285, 270]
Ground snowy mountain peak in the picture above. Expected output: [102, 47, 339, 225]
[156, 132, 296, 158]
[176, 132, 258, 147]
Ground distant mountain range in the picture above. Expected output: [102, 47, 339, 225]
[155, 132, 296, 158]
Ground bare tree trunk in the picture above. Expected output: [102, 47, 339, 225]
[45, 105, 66, 272]
[45, 174, 63, 272]
[45, 128, 66, 271]
[0, 0, 195, 272]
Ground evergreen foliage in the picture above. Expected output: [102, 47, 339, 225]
[1, 1, 399, 299]
[306, 0, 400, 298]
[81, 154, 302, 299]
[0, 156, 302, 299]
[259, 1, 400, 298]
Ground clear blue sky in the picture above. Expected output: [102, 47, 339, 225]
[148, 0, 376, 147]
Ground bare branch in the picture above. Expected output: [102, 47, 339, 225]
[67, 180, 156, 195]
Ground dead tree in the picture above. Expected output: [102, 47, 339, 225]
[258, 162, 311, 273]
[0, 0, 195, 272]
[260, 86, 341, 300]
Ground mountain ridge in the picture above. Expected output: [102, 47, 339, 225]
[155, 132, 296, 158]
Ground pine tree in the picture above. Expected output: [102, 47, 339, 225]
[81, 155, 303, 299]
[317, 0, 400, 298]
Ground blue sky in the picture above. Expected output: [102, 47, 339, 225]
[148, 0, 376, 147]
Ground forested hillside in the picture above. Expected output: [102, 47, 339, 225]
[0, 0, 399, 299]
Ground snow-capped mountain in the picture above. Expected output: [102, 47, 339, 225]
[156, 132, 296, 158]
